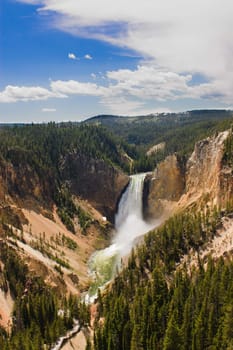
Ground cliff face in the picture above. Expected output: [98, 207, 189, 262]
[0, 155, 55, 209]
[0, 149, 129, 223]
[60, 152, 129, 222]
[178, 131, 230, 209]
[143, 130, 233, 218]
[143, 155, 185, 219]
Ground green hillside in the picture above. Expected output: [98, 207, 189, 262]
[85, 110, 233, 172]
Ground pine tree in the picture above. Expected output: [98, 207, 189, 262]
[163, 314, 182, 350]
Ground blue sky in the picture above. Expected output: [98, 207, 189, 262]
[1, 0, 233, 122]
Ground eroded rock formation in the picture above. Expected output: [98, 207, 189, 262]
[60, 152, 129, 222]
[143, 154, 185, 219]
[143, 130, 233, 219]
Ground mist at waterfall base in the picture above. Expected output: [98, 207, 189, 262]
[87, 174, 157, 299]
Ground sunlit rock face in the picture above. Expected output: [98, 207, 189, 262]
[179, 131, 231, 209]
[143, 130, 233, 219]
[143, 154, 185, 220]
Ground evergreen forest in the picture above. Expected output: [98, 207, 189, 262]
[0, 239, 90, 349]
[0, 112, 233, 349]
[93, 208, 233, 350]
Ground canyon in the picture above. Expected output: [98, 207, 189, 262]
[0, 121, 233, 349]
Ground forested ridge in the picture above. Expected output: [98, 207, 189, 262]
[1, 109, 232, 178]
[85, 110, 233, 172]
[0, 123, 128, 173]
[86, 110, 233, 149]
[93, 206, 233, 350]
[0, 238, 90, 349]
[0, 123, 131, 230]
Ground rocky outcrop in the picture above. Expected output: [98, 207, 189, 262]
[0, 154, 55, 208]
[178, 131, 230, 209]
[60, 152, 129, 222]
[143, 155, 185, 219]
[143, 130, 233, 219]
[0, 147, 129, 223]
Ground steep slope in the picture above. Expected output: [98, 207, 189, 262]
[0, 123, 130, 334]
[143, 154, 185, 220]
[60, 152, 129, 222]
[92, 129, 233, 350]
[180, 215, 233, 273]
[0, 124, 130, 215]
[178, 130, 230, 209]
[144, 129, 233, 219]
[0, 198, 109, 330]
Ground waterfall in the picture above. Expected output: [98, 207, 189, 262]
[115, 173, 145, 229]
[87, 173, 154, 300]
[113, 173, 152, 255]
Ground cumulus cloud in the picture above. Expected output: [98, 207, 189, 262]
[50, 79, 107, 96]
[106, 66, 193, 101]
[0, 85, 61, 103]
[84, 54, 92, 60]
[0, 80, 107, 104]
[68, 52, 78, 60]
[15, 0, 233, 113]
[1, 65, 233, 116]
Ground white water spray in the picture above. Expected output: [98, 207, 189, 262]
[87, 173, 154, 299]
[114, 173, 153, 255]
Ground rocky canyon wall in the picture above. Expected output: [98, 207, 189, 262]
[143, 130, 233, 219]
[60, 152, 129, 222]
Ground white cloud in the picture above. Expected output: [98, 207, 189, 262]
[106, 65, 193, 101]
[13, 0, 233, 115]
[84, 54, 92, 60]
[20, 0, 232, 79]
[0, 85, 62, 103]
[42, 108, 57, 112]
[50, 79, 107, 96]
[68, 52, 78, 60]
[0, 81, 107, 104]
[1, 66, 233, 116]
